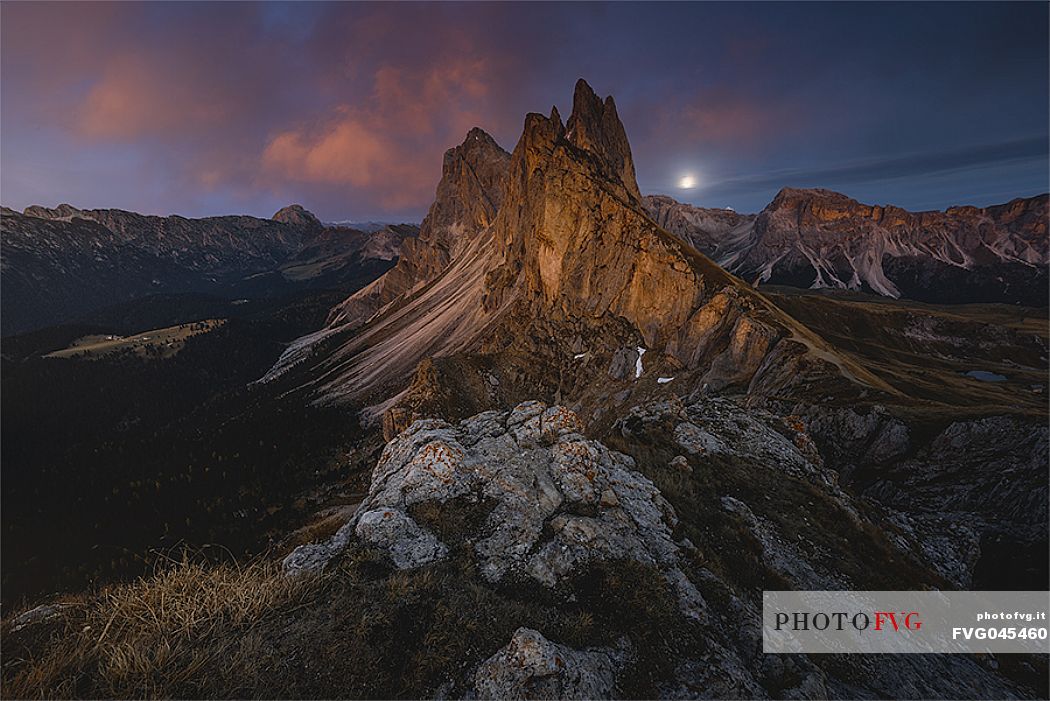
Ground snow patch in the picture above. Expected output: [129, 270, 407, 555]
[657, 377, 675, 384]
[574, 353, 587, 360]
[634, 347, 646, 379]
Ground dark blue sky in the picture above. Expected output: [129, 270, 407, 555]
[2, 2, 1047, 220]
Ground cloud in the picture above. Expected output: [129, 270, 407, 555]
[700, 136, 1050, 194]
[1, 3, 1045, 219]
[77, 57, 234, 139]
[260, 59, 493, 210]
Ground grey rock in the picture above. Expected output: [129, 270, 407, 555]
[668, 455, 692, 473]
[282, 529, 353, 574]
[861, 414, 1047, 587]
[674, 422, 726, 456]
[608, 347, 640, 381]
[801, 404, 911, 480]
[355, 508, 448, 569]
[721, 496, 845, 590]
[10, 604, 69, 633]
[295, 401, 706, 617]
[472, 627, 629, 700]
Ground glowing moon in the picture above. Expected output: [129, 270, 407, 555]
[678, 175, 696, 189]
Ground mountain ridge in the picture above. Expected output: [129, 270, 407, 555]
[264, 80, 892, 433]
[1, 204, 419, 334]
[645, 187, 1048, 304]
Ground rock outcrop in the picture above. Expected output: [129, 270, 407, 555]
[470, 628, 629, 700]
[863, 415, 1048, 589]
[286, 401, 707, 620]
[646, 188, 1049, 305]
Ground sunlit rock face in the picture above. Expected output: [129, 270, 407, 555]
[263, 79, 889, 423]
[646, 187, 1049, 305]
[478, 79, 873, 397]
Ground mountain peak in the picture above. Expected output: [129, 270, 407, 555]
[767, 187, 854, 207]
[272, 204, 322, 232]
[323, 127, 510, 329]
[457, 127, 503, 158]
[271, 79, 893, 421]
[646, 186, 1048, 304]
[23, 203, 89, 220]
[564, 79, 640, 201]
[432, 128, 510, 238]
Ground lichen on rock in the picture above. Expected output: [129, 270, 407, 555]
[470, 627, 630, 700]
[285, 401, 706, 621]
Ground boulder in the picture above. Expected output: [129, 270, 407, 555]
[472, 627, 628, 700]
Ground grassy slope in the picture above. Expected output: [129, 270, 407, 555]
[44, 319, 225, 360]
[763, 285, 1048, 420]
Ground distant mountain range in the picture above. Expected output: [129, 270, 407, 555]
[0, 204, 418, 335]
[5, 162, 1042, 338]
[646, 188, 1048, 305]
[325, 220, 415, 234]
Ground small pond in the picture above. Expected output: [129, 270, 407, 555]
[963, 370, 1008, 382]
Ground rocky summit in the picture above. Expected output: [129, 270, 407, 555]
[263, 80, 887, 426]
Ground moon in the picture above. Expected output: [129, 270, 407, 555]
[678, 175, 696, 189]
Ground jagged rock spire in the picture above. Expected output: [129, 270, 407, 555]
[271, 78, 884, 416]
[564, 79, 641, 201]
[325, 126, 511, 329]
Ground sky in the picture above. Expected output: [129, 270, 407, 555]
[2, 2, 1047, 222]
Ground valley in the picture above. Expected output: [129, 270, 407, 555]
[763, 286, 1048, 417]
[0, 289, 377, 609]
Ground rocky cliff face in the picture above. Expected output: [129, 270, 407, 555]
[326, 128, 510, 329]
[644, 195, 758, 268]
[266, 80, 886, 424]
[0, 205, 417, 334]
[646, 188, 1048, 305]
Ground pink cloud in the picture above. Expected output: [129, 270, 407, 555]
[77, 57, 234, 139]
[261, 59, 493, 209]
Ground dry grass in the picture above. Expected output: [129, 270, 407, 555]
[44, 319, 225, 361]
[2, 556, 319, 699]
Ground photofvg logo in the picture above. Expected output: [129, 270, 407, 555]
[763, 591, 1050, 654]
[773, 609, 923, 634]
